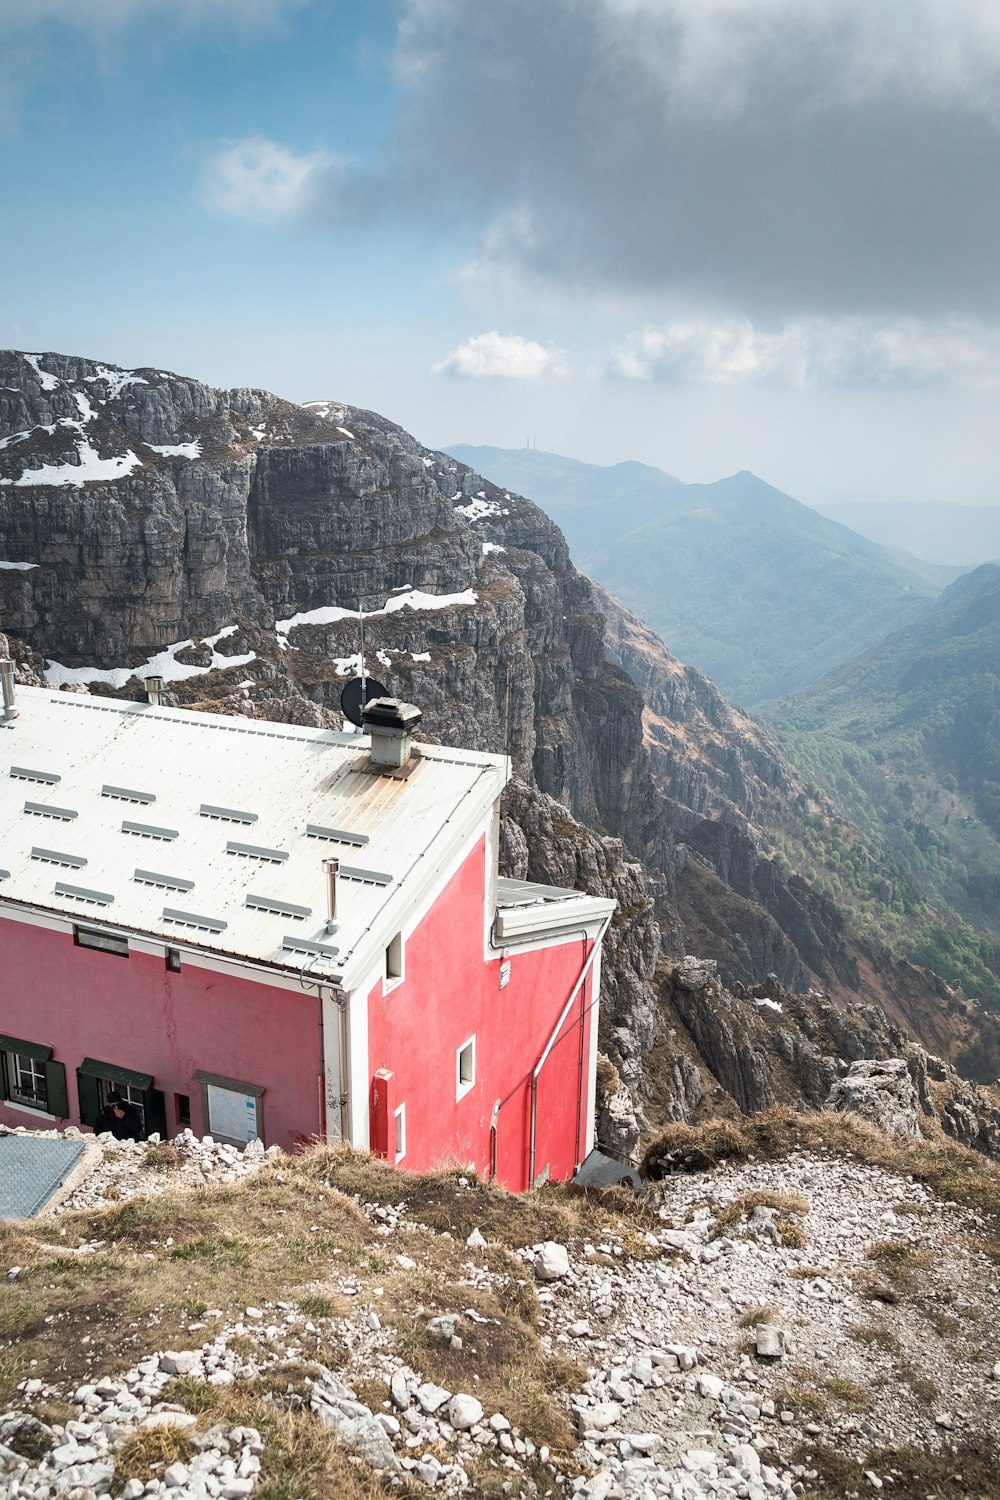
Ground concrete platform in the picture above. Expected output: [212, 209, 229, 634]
[0, 1133, 87, 1219]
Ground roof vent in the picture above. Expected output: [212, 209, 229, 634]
[145, 675, 164, 706]
[0, 660, 18, 724]
[361, 697, 422, 769]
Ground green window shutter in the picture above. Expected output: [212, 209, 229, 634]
[78, 1058, 152, 1091]
[142, 1088, 167, 1142]
[0, 1035, 53, 1062]
[44, 1061, 69, 1120]
[77, 1070, 101, 1129]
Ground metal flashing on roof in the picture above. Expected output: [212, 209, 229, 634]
[54, 881, 114, 906]
[31, 846, 86, 869]
[246, 893, 311, 920]
[339, 864, 392, 887]
[199, 803, 258, 825]
[497, 877, 582, 907]
[134, 868, 195, 893]
[163, 907, 227, 934]
[281, 934, 340, 959]
[10, 766, 60, 785]
[121, 820, 178, 841]
[226, 841, 289, 864]
[23, 801, 77, 821]
[103, 784, 155, 804]
[305, 823, 369, 846]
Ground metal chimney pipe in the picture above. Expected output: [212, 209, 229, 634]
[0, 660, 18, 723]
[324, 856, 340, 932]
[145, 675, 164, 707]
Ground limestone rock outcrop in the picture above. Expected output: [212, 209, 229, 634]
[825, 1058, 921, 1137]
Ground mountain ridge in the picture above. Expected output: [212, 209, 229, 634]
[446, 443, 947, 704]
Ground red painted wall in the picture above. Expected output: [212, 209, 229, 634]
[366, 836, 594, 1191]
[0, 919, 322, 1151]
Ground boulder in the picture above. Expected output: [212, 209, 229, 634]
[447, 1394, 484, 1431]
[535, 1242, 570, 1281]
[755, 1324, 786, 1359]
[825, 1058, 920, 1137]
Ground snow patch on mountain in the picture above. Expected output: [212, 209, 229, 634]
[23, 354, 58, 391]
[145, 440, 202, 459]
[2, 440, 143, 488]
[45, 630, 256, 688]
[84, 364, 149, 400]
[455, 494, 509, 522]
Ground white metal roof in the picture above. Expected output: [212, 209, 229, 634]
[0, 687, 507, 988]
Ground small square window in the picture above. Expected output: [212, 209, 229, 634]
[394, 1102, 406, 1162]
[456, 1036, 476, 1101]
[385, 932, 404, 988]
[166, 948, 182, 973]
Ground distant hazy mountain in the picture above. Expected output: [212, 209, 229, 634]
[818, 500, 1000, 567]
[448, 445, 944, 704]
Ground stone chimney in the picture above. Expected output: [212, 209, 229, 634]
[361, 697, 422, 770]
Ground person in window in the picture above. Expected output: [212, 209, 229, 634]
[95, 1091, 144, 1141]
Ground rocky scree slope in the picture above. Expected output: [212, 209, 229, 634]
[4, 1121, 1000, 1500]
[0, 350, 991, 1150]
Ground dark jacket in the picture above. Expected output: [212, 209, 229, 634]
[95, 1100, 144, 1140]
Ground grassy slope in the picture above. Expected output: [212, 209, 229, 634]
[0, 1145, 663, 1498]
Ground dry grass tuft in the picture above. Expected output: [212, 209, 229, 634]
[144, 1142, 182, 1171]
[865, 1239, 933, 1290]
[114, 1426, 193, 1487]
[821, 1376, 872, 1412]
[738, 1305, 775, 1328]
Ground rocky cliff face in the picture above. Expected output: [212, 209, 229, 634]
[645, 954, 1000, 1159]
[2, 349, 996, 1157]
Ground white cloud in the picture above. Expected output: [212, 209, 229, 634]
[201, 137, 341, 224]
[611, 315, 1000, 389]
[434, 332, 566, 380]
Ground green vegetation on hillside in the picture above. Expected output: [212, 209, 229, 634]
[762, 566, 1000, 1043]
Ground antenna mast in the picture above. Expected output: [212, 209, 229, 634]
[358, 603, 367, 702]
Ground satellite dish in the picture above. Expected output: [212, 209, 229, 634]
[340, 675, 390, 728]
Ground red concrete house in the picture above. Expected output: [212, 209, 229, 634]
[0, 671, 614, 1190]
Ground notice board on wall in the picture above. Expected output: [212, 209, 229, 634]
[206, 1083, 258, 1143]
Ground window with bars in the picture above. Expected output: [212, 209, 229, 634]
[0, 1036, 68, 1117]
[7, 1053, 46, 1108]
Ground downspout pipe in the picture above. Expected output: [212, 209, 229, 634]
[528, 913, 612, 1189]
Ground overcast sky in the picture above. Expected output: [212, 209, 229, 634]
[2, 0, 998, 508]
